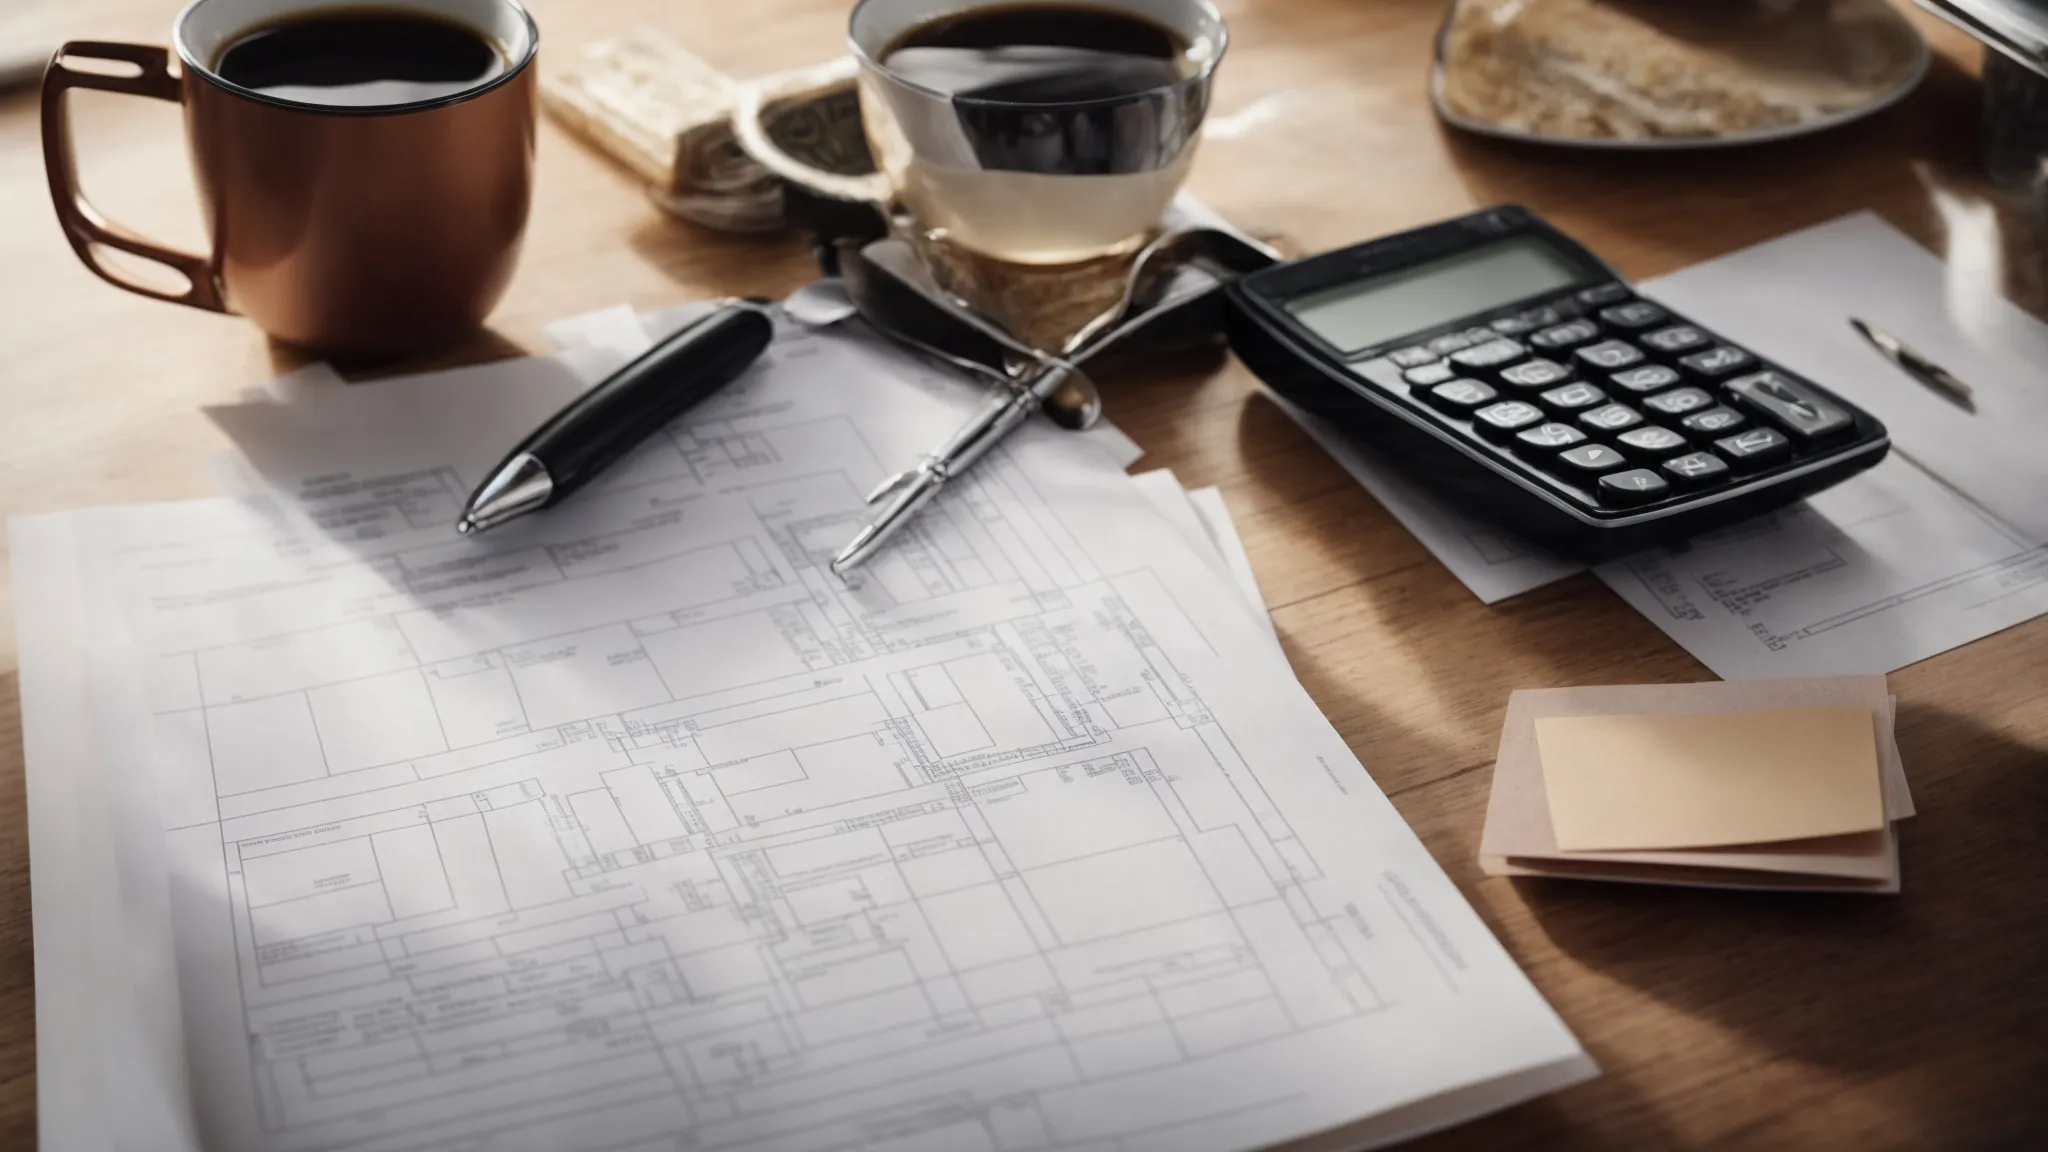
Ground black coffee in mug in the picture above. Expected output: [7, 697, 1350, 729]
[215, 9, 505, 108]
[880, 3, 1196, 104]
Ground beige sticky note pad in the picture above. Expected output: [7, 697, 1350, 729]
[1537, 707, 1885, 852]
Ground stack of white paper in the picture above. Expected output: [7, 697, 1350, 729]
[14, 309, 1592, 1151]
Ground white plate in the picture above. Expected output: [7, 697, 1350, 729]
[1428, 24, 1932, 151]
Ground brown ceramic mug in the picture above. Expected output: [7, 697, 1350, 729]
[41, 0, 538, 357]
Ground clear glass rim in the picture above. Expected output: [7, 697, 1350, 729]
[846, 0, 1228, 113]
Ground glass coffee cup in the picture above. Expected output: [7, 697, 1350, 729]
[744, 0, 1226, 267]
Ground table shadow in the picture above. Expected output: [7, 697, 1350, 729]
[1505, 703, 2048, 1139]
[263, 326, 530, 383]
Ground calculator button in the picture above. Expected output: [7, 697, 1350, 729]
[1514, 422, 1587, 455]
[1679, 345, 1755, 379]
[1639, 325, 1709, 354]
[1449, 338, 1528, 370]
[1608, 365, 1681, 395]
[1403, 362, 1457, 387]
[1579, 403, 1644, 433]
[1554, 443, 1628, 478]
[1714, 427, 1794, 470]
[1389, 345, 1439, 369]
[1574, 340, 1646, 371]
[1539, 381, 1607, 413]
[1681, 406, 1747, 436]
[1496, 305, 1560, 334]
[1598, 468, 1673, 507]
[1577, 284, 1631, 307]
[1725, 371, 1853, 440]
[1472, 400, 1545, 441]
[1599, 301, 1667, 329]
[1641, 387, 1715, 418]
[1424, 379, 1498, 414]
[1498, 358, 1574, 391]
[1428, 330, 1477, 355]
[1662, 451, 1732, 487]
[1530, 319, 1601, 350]
[1616, 426, 1688, 459]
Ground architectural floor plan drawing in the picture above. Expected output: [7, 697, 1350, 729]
[56, 329, 1589, 1151]
[1597, 455, 2048, 679]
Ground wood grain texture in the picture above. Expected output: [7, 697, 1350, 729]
[2, 1, 2046, 1148]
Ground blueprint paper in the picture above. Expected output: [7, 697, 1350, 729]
[65, 327, 1594, 1151]
[1264, 393, 1583, 604]
[1188, 486, 1279, 644]
[13, 515, 203, 1152]
[1130, 469, 1270, 645]
[13, 515, 104, 1151]
[1595, 454, 2048, 679]
[1640, 211, 2048, 545]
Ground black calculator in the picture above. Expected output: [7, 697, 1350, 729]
[1224, 206, 1890, 561]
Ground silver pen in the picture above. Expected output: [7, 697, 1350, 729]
[831, 359, 1079, 575]
[1850, 317, 1976, 413]
[828, 227, 1277, 575]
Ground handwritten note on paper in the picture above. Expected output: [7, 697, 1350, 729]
[1536, 708, 1885, 852]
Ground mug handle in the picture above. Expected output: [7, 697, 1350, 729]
[730, 56, 895, 206]
[41, 42, 228, 312]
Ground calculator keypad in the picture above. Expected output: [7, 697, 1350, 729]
[1641, 387, 1714, 418]
[1598, 301, 1667, 329]
[1599, 468, 1672, 506]
[1616, 426, 1687, 459]
[1539, 381, 1607, 413]
[1663, 451, 1731, 486]
[1425, 379, 1498, 414]
[1715, 427, 1793, 470]
[1556, 443, 1628, 477]
[1725, 371, 1852, 440]
[1499, 358, 1573, 390]
[1450, 338, 1528, 370]
[1640, 325, 1709, 354]
[1681, 406, 1746, 436]
[1575, 340, 1645, 371]
[1580, 403, 1643, 433]
[1472, 400, 1545, 441]
[1403, 362, 1456, 387]
[1530, 319, 1600, 350]
[1609, 365, 1680, 394]
[1679, 345, 1756, 379]
[1363, 283, 1869, 512]
[1515, 422, 1587, 454]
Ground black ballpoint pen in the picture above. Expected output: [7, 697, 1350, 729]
[456, 300, 775, 535]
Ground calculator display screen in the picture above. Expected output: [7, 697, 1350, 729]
[1285, 236, 1591, 353]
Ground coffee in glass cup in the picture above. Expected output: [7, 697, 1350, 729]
[847, 0, 1225, 265]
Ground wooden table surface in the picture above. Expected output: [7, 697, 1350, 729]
[4, 1, 2047, 1148]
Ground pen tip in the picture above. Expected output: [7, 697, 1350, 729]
[455, 516, 477, 536]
